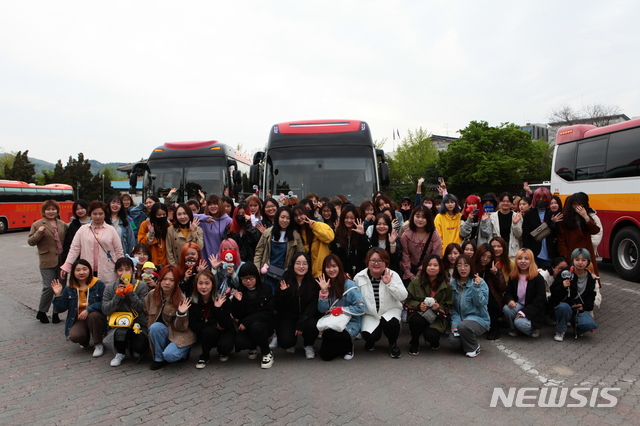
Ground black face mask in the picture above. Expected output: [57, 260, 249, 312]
[236, 215, 245, 224]
[536, 200, 546, 210]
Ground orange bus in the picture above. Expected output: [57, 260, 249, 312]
[0, 180, 74, 233]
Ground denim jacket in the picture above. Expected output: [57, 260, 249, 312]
[318, 279, 365, 339]
[450, 277, 490, 331]
[52, 277, 105, 337]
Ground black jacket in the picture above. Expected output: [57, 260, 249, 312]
[549, 268, 596, 312]
[188, 298, 234, 335]
[274, 278, 320, 332]
[231, 283, 275, 329]
[504, 274, 547, 329]
[522, 209, 558, 260]
[222, 222, 261, 263]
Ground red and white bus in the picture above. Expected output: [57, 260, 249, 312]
[0, 180, 74, 233]
[551, 117, 640, 281]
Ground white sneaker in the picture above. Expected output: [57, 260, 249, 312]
[247, 350, 258, 360]
[261, 352, 274, 369]
[285, 347, 295, 354]
[304, 346, 315, 359]
[554, 331, 565, 342]
[110, 353, 126, 367]
[92, 344, 105, 358]
[269, 336, 278, 350]
[465, 345, 481, 358]
[343, 345, 355, 360]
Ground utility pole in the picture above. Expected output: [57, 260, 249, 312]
[101, 173, 105, 201]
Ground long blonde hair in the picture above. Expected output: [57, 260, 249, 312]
[510, 248, 538, 281]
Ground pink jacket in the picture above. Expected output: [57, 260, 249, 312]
[62, 224, 124, 285]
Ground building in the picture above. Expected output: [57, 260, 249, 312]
[520, 123, 549, 142]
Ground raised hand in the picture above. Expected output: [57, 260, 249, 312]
[490, 261, 498, 274]
[279, 280, 289, 291]
[178, 297, 191, 314]
[512, 212, 522, 224]
[51, 279, 64, 297]
[352, 218, 365, 234]
[316, 274, 330, 291]
[190, 217, 200, 232]
[234, 291, 243, 301]
[197, 258, 208, 272]
[214, 294, 227, 308]
[381, 268, 392, 285]
[255, 222, 267, 234]
[389, 229, 398, 245]
[552, 213, 564, 223]
[473, 273, 482, 284]
[209, 254, 221, 269]
[482, 212, 491, 221]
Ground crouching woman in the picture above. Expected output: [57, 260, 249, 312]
[144, 265, 196, 370]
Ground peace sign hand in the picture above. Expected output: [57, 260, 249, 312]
[381, 268, 392, 285]
[490, 261, 498, 274]
[473, 273, 482, 284]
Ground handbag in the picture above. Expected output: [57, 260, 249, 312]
[530, 222, 552, 242]
[265, 264, 286, 281]
[107, 282, 139, 328]
[316, 286, 356, 332]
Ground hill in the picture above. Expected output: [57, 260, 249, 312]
[1, 153, 128, 180]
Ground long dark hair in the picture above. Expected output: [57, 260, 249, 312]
[562, 192, 593, 231]
[271, 206, 295, 241]
[473, 243, 494, 273]
[106, 195, 130, 228]
[286, 252, 315, 299]
[371, 213, 392, 247]
[149, 203, 169, 241]
[172, 203, 194, 229]
[320, 202, 338, 227]
[418, 254, 446, 291]
[322, 254, 346, 300]
[292, 204, 314, 247]
[334, 204, 360, 248]
[439, 194, 461, 215]
[71, 199, 89, 223]
[489, 237, 512, 276]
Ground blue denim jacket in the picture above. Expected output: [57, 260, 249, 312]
[450, 277, 490, 331]
[52, 278, 105, 337]
[318, 279, 365, 339]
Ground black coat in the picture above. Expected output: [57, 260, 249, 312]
[222, 222, 261, 263]
[231, 283, 275, 329]
[274, 278, 321, 332]
[188, 298, 234, 335]
[549, 268, 596, 312]
[504, 274, 547, 329]
[522, 209, 558, 260]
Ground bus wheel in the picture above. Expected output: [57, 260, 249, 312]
[0, 219, 6, 234]
[612, 227, 640, 282]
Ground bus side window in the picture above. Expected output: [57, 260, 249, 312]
[575, 137, 606, 180]
[606, 127, 640, 178]
[555, 143, 576, 181]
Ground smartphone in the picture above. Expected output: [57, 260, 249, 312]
[453, 331, 460, 337]
[472, 209, 479, 215]
[121, 273, 132, 285]
[418, 178, 425, 183]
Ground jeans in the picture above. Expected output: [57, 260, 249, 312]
[149, 322, 192, 362]
[554, 302, 598, 334]
[503, 302, 533, 336]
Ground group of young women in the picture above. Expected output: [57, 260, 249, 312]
[28, 184, 601, 370]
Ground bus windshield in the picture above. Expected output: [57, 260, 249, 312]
[148, 157, 227, 202]
[266, 146, 376, 204]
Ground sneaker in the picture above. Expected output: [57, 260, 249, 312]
[285, 347, 295, 354]
[508, 330, 518, 337]
[343, 345, 355, 360]
[132, 351, 141, 359]
[269, 336, 278, 350]
[261, 352, 274, 369]
[531, 329, 540, 338]
[51, 313, 61, 324]
[218, 354, 229, 362]
[389, 344, 401, 359]
[92, 344, 105, 358]
[110, 353, 126, 367]
[317, 332, 323, 339]
[304, 346, 315, 359]
[195, 358, 208, 369]
[354, 333, 362, 340]
[431, 341, 440, 350]
[554, 331, 565, 342]
[247, 350, 258, 360]
[409, 344, 419, 356]
[79, 344, 86, 349]
[486, 328, 501, 340]
[465, 345, 481, 358]
[149, 360, 167, 370]
[364, 341, 375, 352]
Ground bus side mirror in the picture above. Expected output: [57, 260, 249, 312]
[249, 164, 260, 187]
[253, 151, 264, 165]
[128, 172, 138, 194]
[379, 162, 390, 186]
[232, 169, 242, 184]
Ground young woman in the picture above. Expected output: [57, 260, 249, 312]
[292, 204, 335, 278]
[261, 197, 279, 230]
[487, 192, 523, 258]
[460, 195, 484, 242]
[254, 206, 304, 293]
[231, 263, 276, 369]
[188, 269, 235, 368]
[245, 195, 263, 227]
[61, 199, 90, 264]
[447, 255, 489, 357]
[177, 242, 208, 298]
[490, 237, 515, 284]
[62, 201, 124, 285]
[538, 256, 568, 298]
[166, 203, 204, 266]
[434, 194, 463, 256]
[355, 248, 408, 358]
[101, 257, 149, 367]
[473, 244, 506, 340]
[375, 194, 404, 230]
[316, 255, 365, 361]
[137, 202, 170, 269]
[221, 196, 235, 217]
[320, 202, 339, 230]
[194, 195, 232, 264]
[367, 213, 402, 275]
[209, 238, 243, 294]
[273, 252, 321, 359]
[502, 248, 546, 338]
[106, 195, 136, 256]
[549, 248, 599, 342]
[121, 194, 135, 210]
[461, 240, 476, 259]
[442, 243, 462, 282]
[28, 200, 68, 324]
[131, 244, 152, 282]
[330, 204, 370, 279]
[52, 259, 105, 357]
[557, 192, 601, 278]
[518, 196, 532, 215]
[222, 203, 261, 263]
[405, 254, 453, 355]
[359, 200, 376, 232]
[400, 206, 442, 283]
[144, 265, 196, 370]
[129, 195, 160, 231]
[521, 187, 556, 268]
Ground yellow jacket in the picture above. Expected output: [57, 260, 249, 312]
[300, 221, 335, 278]
[434, 212, 462, 256]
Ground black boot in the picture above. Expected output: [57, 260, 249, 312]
[52, 313, 61, 324]
[36, 311, 50, 324]
[486, 327, 501, 340]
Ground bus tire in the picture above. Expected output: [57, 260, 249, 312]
[612, 227, 640, 282]
[0, 218, 7, 234]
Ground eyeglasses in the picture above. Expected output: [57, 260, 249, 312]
[241, 276, 256, 282]
[369, 259, 385, 265]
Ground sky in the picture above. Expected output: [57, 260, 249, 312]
[1, 0, 639, 165]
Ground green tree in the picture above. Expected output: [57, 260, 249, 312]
[0, 149, 18, 178]
[373, 137, 387, 150]
[4, 150, 36, 182]
[437, 121, 552, 191]
[387, 128, 438, 185]
[63, 153, 94, 199]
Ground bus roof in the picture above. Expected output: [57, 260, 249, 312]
[274, 119, 364, 135]
[556, 117, 640, 144]
[0, 180, 73, 190]
[149, 141, 251, 164]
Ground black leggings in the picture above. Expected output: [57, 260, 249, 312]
[113, 327, 148, 355]
[362, 317, 401, 346]
[487, 292, 501, 329]
[234, 322, 273, 355]
[198, 325, 236, 360]
[319, 329, 353, 361]
[408, 314, 441, 347]
[276, 317, 319, 348]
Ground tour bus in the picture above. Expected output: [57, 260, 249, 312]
[249, 119, 390, 205]
[128, 141, 252, 203]
[0, 180, 74, 233]
[551, 117, 640, 281]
